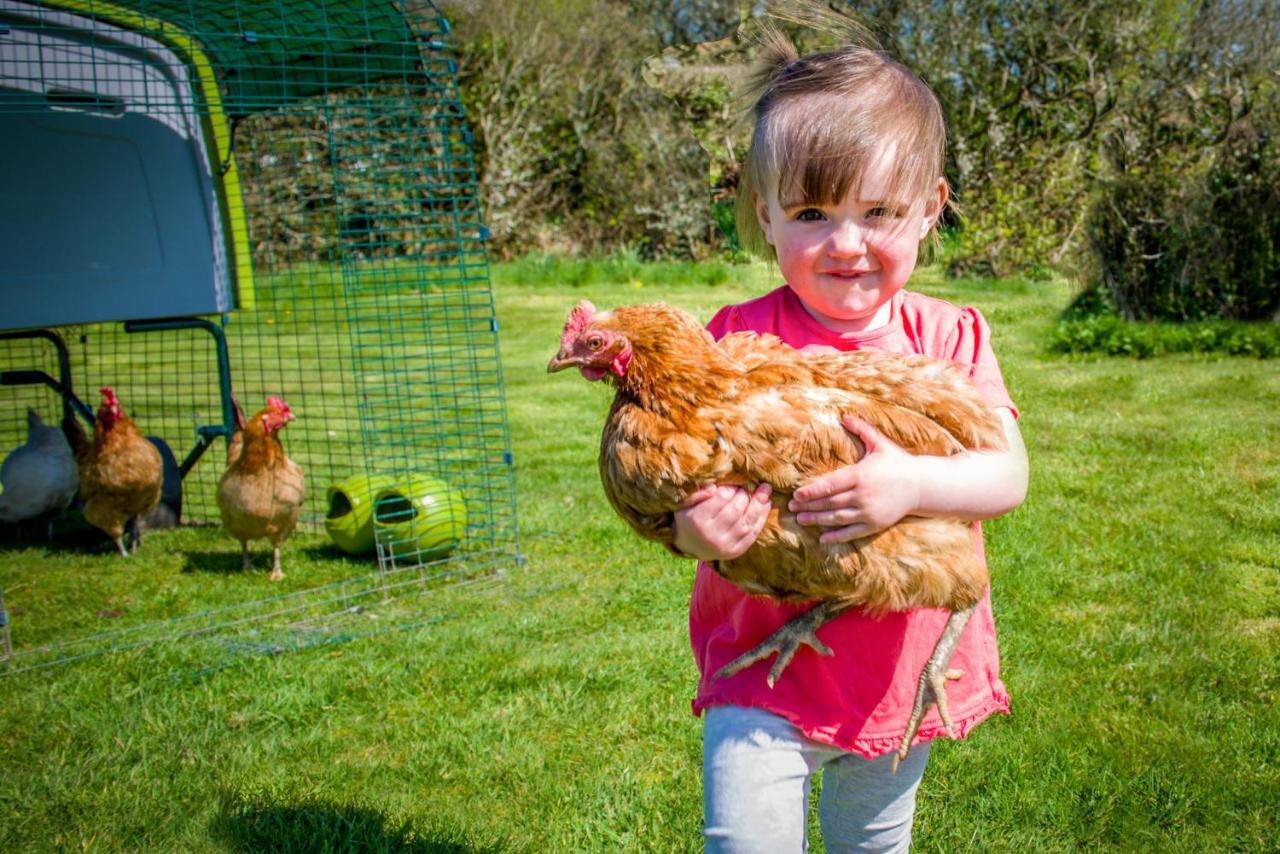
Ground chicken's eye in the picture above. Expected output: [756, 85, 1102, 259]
[586, 334, 604, 350]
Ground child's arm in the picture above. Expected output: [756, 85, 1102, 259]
[789, 408, 1028, 543]
[673, 409, 1026, 556]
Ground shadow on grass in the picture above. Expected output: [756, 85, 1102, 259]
[212, 792, 510, 853]
[180, 550, 255, 575]
[180, 543, 372, 579]
[0, 516, 112, 553]
[299, 542, 375, 564]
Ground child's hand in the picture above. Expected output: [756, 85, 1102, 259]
[672, 482, 772, 561]
[789, 416, 922, 543]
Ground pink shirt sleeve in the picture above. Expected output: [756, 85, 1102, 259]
[939, 306, 1018, 418]
[705, 304, 738, 339]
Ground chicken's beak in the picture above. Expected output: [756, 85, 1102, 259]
[546, 350, 576, 373]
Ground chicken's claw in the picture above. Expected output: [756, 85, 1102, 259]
[714, 600, 853, 687]
[893, 603, 976, 773]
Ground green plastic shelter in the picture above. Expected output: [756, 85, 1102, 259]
[0, 0, 430, 328]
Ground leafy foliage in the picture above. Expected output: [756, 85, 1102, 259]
[1052, 314, 1280, 358]
[442, 0, 723, 259]
[353, 0, 1280, 327]
[1086, 128, 1280, 322]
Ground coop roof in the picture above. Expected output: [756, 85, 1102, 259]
[35, 0, 428, 115]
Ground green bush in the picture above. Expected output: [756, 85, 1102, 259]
[1086, 135, 1280, 322]
[1051, 314, 1280, 358]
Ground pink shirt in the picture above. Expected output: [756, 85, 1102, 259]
[690, 285, 1017, 759]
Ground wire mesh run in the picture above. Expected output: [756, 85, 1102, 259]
[0, 1, 521, 673]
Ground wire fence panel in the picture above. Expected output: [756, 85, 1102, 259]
[0, 0, 521, 674]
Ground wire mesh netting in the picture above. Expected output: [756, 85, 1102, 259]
[0, 0, 521, 674]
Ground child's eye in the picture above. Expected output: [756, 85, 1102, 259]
[866, 206, 904, 220]
[794, 208, 826, 222]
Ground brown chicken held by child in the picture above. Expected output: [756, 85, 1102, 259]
[549, 300, 1007, 767]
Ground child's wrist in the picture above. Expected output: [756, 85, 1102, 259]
[901, 453, 932, 517]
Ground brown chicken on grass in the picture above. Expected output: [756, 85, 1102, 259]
[217, 396, 305, 580]
[63, 387, 164, 557]
[548, 300, 1008, 766]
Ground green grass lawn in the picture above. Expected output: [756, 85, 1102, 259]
[1, 261, 1277, 851]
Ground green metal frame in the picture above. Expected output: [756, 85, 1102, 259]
[122, 318, 236, 478]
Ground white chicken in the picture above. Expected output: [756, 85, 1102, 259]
[0, 409, 80, 537]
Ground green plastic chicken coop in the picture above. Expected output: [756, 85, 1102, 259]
[0, 1, 521, 670]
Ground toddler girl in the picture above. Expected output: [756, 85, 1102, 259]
[672, 27, 1029, 854]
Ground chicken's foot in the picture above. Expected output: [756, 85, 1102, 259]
[893, 603, 975, 773]
[714, 600, 854, 687]
[269, 546, 284, 582]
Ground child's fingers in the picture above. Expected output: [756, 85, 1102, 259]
[818, 522, 874, 544]
[791, 470, 856, 504]
[723, 487, 772, 556]
[797, 507, 860, 527]
[783, 473, 855, 507]
[842, 415, 901, 458]
[745, 486, 772, 523]
[681, 483, 720, 508]
[790, 487, 858, 514]
[710, 487, 750, 525]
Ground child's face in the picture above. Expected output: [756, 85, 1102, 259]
[756, 153, 946, 334]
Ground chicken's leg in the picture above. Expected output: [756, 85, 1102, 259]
[240, 542, 252, 571]
[714, 599, 855, 687]
[893, 603, 975, 772]
[269, 545, 284, 582]
[113, 536, 128, 558]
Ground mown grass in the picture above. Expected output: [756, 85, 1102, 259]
[1, 260, 1277, 851]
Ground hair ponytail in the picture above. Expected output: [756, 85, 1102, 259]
[741, 25, 800, 119]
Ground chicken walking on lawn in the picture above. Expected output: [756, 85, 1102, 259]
[63, 388, 163, 557]
[217, 396, 305, 580]
[549, 300, 1008, 766]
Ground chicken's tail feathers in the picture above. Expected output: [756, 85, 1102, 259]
[223, 394, 248, 467]
[230, 394, 247, 432]
[61, 412, 90, 462]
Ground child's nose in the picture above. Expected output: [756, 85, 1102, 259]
[827, 220, 867, 256]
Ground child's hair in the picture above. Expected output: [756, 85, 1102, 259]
[735, 25, 952, 260]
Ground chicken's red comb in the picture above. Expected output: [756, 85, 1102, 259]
[267, 396, 291, 415]
[99, 386, 118, 405]
[560, 300, 597, 351]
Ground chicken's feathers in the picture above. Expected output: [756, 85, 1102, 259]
[0, 411, 79, 523]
